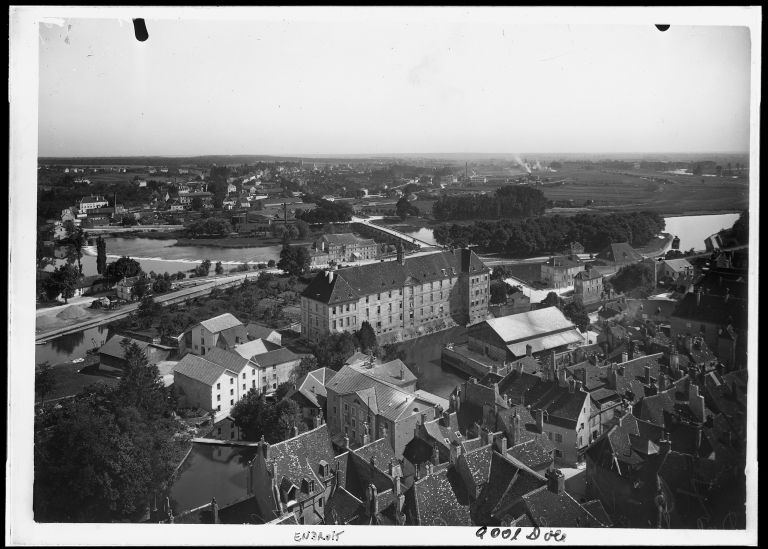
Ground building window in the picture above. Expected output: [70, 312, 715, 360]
[217, 395, 221, 402]
[242, 384, 246, 390]
[242, 372, 246, 379]
[217, 405, 221, 411]
[230, 389, 234, 396]
[230, 378, 234, 385]
[547, 432, 553, 440]
[252, 380, 256, 388]
[344, 403, 349, 412]
[216, 383, 220, 390]
[230, 399, 234, 406]
[555, 433, 563, 443]
[272, 383, 276, 389]
[554, 449, 563, 458]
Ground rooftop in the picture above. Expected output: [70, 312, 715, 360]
[484, 306, 578, 345]
[200, 313, 243, 334]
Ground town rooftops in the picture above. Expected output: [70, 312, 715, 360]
[574, 269, 603, 281]
[173, 353, 231, 386]
[80, 195, 107, 203]
[348, 359, 417, 387]
[203, 347, 253, 374]
[217, 325, 250, 348]
[200, 313, 243, 334]
[484, 306, 579, 345]
[410, 464, 472, 526]
[289, 367, 336, 409]
[301, 249, 488, 305]
[671, 291, 747, 330]
[521, 484, 605, 527]
[662, 258, 694, 272]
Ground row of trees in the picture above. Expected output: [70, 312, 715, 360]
[432, 186, 548, 221]
[433, 211, 665, 256]
[34, 343, 185, 522]
[186, 217, 233, 237]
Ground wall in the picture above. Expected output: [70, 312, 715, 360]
[174, 372, 215, 412]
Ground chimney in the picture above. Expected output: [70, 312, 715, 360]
[696, 286, 702, 307]
[607, 363, 618, 390]
[366, 484, 379, 518]
[400, 364, 405, 380]
[684, 335, 693, 352]
[495, 432, 508, 454]
[211, 497, 219, 524]
[644, 364, 651, 385]
[260, 435, 271, 462]
[535, 409, 544, 433]
[526, 344, 533, 357]
[431, 443, 439, 466]
[575, 380, 584, 392]
[369, 455, 376, 475]
[449, 441, 461, 464]
[480, 426, 490, 446]
[313, 414, 322, 429]
[292, 424, 299, 439]
[568, 378, 575, 393]
[389, 459, 402, 496]
[426, 462, 434, 476]
[343, 435, 350, 449]
[658, 433, 671, 455]
[658, 373, 667, 392]
[381, 422, 388, 440]
[327, 270, 335, 283]
[362, 421, 371, 446]
[557, 367, 568, 388]
[510, 409, 522, 446]
[545, 469, 565, 494]
[688, 384, 705, 422]
[621, 351, 629, 364]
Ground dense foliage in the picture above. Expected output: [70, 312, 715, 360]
[562, 300, 590, 331]
[34, 343, 185, 522]
[186, 217, 233, 237]
[105, 256, 144, 282]
[297, 198, 353, 224]
[230, 389, 305, 442]
[728, 210, 749, 245]
[96, 236, 107, 275]
[42, 263, 81, 302]
[310, 332, 358, 371]
[611, 262, 656, 298]
[432, 186, 547, 221]
[278, 244, 311, 276]
[433, 211, 664, 256]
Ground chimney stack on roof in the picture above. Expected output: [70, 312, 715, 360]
[526, 344, 533, 357]
[327, 270, 335, 283]
[510, 409, 522, 446]
[535, 409, 544, 433]
[621, 351, 629, 364]
[545, 469, 565, 494]
[696, 286, 702, 306]
[431, 443, 439, 466]
[211, 497, 219, 524]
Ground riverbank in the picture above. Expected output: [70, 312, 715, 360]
[116, 230, 317, 249]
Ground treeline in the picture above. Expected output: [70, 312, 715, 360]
[432, 186, 547, 221]
[186, 217, 233, 237]
[297, 198, 353, 224]
[433, 211, 664, 256]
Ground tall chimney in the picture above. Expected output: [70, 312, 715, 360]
[644, 364, 652, 385]
[546, 469, 565, 494]
[211, 497, 219, 524]
[688, 384, 705, 422]
[696, 286, 702, 307]
[511, 410, 521, 446]
[535, 409, 544, 433]
[327, 270, 335, 283]
[526, 344, 533, 357]
[431, 443, 439, 466]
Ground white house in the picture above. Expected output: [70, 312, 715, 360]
[190, 313, 246, 356]
[79, 195, 109, 212]
[173, 353, 240, 417]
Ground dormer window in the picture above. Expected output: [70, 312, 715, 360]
[455, 432, 462, 439]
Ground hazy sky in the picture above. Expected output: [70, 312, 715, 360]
[38, 17, 752, 156]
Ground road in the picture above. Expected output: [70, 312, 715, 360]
[35, 272, 257, 342]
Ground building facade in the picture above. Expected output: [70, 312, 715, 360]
[573, 269, 604, 305]
[541, 255, 583, 289]
[315, 233, 379, 264]
[300, 249, 490, 343]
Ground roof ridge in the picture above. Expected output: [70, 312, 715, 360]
[270, 423, 329, 450]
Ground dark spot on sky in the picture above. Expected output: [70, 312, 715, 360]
[655, 25, 670, 32]
[133, 19, 149, 42]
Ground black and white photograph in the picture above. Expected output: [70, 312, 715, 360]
[8, 6, 759, 546]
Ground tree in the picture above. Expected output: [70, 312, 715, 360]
[43, 263, 80, 303]
[490, 280, 512, 304]
[611, 262, 656, 297]
[96, 236, 107, 275]
[121, 216, 138, 227]
[277, 245, 311, 276]
[35, 362, 56, 404]
[137, 295, 162, 322]
[291, 356, 318, 383]
[267, 259, 276, 268]
[105, 256, 143, 282]
[63, 221, 88, 275]
[131, 275, 151, 300]
[231, 390, 305, 442]
[355, 321, 378, 354]
[215, 261, 224, 275]
[296, 219, 310, 239]
[562, 301, 590, 331]
[196, 259, 212, 277]
[311, 332, 358, 370]
[541, 291, 561, 308]
[152, 277, 172, 293]
[274, 381, 293, 401]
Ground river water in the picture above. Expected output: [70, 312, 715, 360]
[663, 213, 740, 252]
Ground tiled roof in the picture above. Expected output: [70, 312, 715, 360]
[524, 382, 589, 428]
[301, 249, 488, 305]
[251, 347, 301, 368]
[203, 347, 252, 374]
[574, 269, 603, 281]
[200, 313, 243, 334]
[411, 467, 472, 526]
[245, 323, 280, 341]
[508, 439, 555, 471]
[326, 366, 432, 422]
[349, 359, 416, 387]
[545, 255, 582, 269]
[463, 444, 494, 487]
[597, 242, 643, 264]
[582, 500, 613, 527]
[232, 338, 281, 360]
[292, 367, 335, 408]
[522, 485, 604, 527]
[99, 335, 152, 359]
[484, 307, 577, 344]
[269, 424, 337, 501]
[217, 325, 250, 348]
[325, 486, 363, 524]
[662, 258, 694, 272]
[173, 354, 232, 386]
[352, 438, 396, 470]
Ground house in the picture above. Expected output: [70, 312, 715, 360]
[467, 306, 584, 363]
[324, 364, 447, 457]
[573, 268, 604, 306]
[78, 195, 109, 212]
[191, 313, 245, 356]
[232, 338, 281, 360]
[245, 322, 282, 345]
[172, 353, 241, 416]
[287, 367, 337, 427]
[301, 248, 490, 343]
[250, 348, 303, 395]
[541, 255, 583, 289]
[659, 258, 694, 281]
[207, 416, 242, 441]
[314, 234, 379, 264]
[595, 242, 643, 267]
[168, 199, 186, 212]
[114, 276, 151, 301]
[98, 335, 173, 371]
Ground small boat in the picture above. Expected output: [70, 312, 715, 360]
[671, 236, 680, 250]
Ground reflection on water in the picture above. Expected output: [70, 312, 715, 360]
[663, 214, 740, 252]
[35, 325, 111, 365]
[397, 325, 468, 399]
[169, 443, 259, 515]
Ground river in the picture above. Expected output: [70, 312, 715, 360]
[663, 213, 740, 252]
[35, 325, 112, 366]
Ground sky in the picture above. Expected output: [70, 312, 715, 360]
[37, 15, 752, 157]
